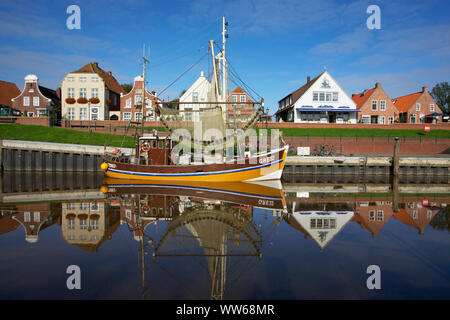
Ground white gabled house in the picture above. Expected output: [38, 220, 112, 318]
[179, 71, 211, 122]
[275, 70, 358, 124]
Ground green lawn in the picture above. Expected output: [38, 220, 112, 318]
[0, 124, 136, 148]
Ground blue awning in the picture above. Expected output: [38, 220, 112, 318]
[425, 112, 444, 117]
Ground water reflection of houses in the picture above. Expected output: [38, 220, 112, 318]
[0, 203, 59, 243]
[284, 192, 447, 249]
[62, 201, 120, 252]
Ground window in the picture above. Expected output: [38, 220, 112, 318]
[68, 88, 74, 98]
[79, 108, 87, 120]
[369, 210, 375, 221]
[380, 100, 386, 111]
[123, 112, 131, 121]
[68, 108, 75, 120]
[192, 92, 198, 102]
[34, 212, 40, 222]
[232, 95, 237, 103]
[319, 92, 325, 101]
[23, 96, 30, 106]
[67, 77, 74, 82]
[377, 210, 384, 221]
[90, 107, 99, 120]
[79, 77, 86, 82]
[80, 220, 87, 230]
[430, 104, 435, 112]
[27, 112, 34, 117]
[410, 114, 416, 124]
[146, 98, 152, 108]
[372, 100, 378, 111]
[68, 219, 75, 230]
[185, 108, 192, 121]
[135, 95, 142, 105]
[146, 111, 154, 121]
[240, 95, 246, 103]
[325, 92, 331, 102]
[37, 109, 47, 117]
[91, 77, 98, 82]
[80, 88, 86, 98]
[24, 212, 31, 222]
[33, 97, 39, 106]
[80, 203, 87, 210]
[313, 92, 318, 101]
[91, 88, 98, 98]
[416, 103, 421, 111]
[66, 203, 75, 210]
[379, 116, 385, 124]
[135, 112, 142, 121]
[413, 210, 418, 219]
[388, 116, 394, 124]
[332, 92, 338, 102]
[361, 115, 370, 124]
[126, 98, 131, 108]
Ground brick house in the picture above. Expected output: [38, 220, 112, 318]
[392, 86, 443, 124]
[227, 86, 257, 123]
[351, 82, 399, 124]
[61, 62, 124, 121]
[11, 74, 60, 118]
[120, 75, 161, 122]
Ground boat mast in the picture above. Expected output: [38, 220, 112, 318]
[221, 16, 228, 115]
[141, 45, 149, 137]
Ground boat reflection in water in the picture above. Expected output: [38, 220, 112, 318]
[101, 178, 287, 299]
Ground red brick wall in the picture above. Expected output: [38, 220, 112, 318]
[404, 89, 444, 123]
[11, 81, 52, 116]
[358, 85, 399, 123]
[119, 80, 159, 121]
[14, 117, 50, 126]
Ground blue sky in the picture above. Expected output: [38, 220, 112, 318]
[0, 0, 449, 114]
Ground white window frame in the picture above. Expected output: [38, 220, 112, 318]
[33, 96, 39, 106]
[388, 116, 394, 124]
[135, 112, 142, 121]
[430, 104, 435, 112]
[192, 92, 199, 102]
[379, 116, 385, 124]
[377, 210, 384, 221]
[123, 112, 131, 121]
[91, 88, 98, 98]
[34, 212, 40, 222]
[380, 100, 386, 111]
[361, 115, 370, 124]
[79, 108, 87, 120]
[79, 88, 87, 98]
[410, 114, 416, 124]
[23, 96, 30, 106]
[37, 109, 47, 117]
[332, 92, 338, 102]
[91, 77, 98, 82]
[145, 98, 152, 109]
[313, 92, 318, 101]
[24, 212, 31, 222]
[240, 95, 246, 103]
[135, 95, 142, 105]
[68, 107, 75, 120]
[319, 92, 325, 102]
[126, 98, 131, 108]
[79, 77, 87, 82]
[68, 88, 74, 98]
[232, 95, 237, 103]
[371, 100, 378, 111]
[369, 210, 375, 221]
[416, 103, 421, 111]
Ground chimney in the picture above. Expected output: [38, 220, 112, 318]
[375, 82, 381, 88]
[307, 76, 311, 83]
[93, 62, 98, 68]
[200, 71, 204, 77]
[108, 71, 112, 76]
[422, 86, 428, 93]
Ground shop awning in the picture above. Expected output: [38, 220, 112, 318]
[425, 112, 444, 117]
[296, 107, 360, 112]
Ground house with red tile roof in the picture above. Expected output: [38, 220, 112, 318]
[61, 62, 125, 121]
[11, 74, 60, 119]
[392, 86, 444, 123]
[275, 70, 358, 123]
[227, 86, 256, 123]
[352, 82, 399, 124]
[0, 80, 21, 108]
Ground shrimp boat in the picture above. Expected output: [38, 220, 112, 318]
[101, 17, 288, 182]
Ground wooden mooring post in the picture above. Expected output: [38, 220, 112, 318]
[393, 137, 400, 176]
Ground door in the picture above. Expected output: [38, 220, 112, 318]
[371, 115, 378, 124]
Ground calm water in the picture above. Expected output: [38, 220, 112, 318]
[0, 173, 449, 300]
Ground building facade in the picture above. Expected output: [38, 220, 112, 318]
[0, 80, 21, 108]
[61, 62, 124, 121]
[226, 86, 256, 123]
[119, 75, 161, 122]
[275, 71, 358, 123]
[179, 71, 211, 122]
[352, 82, 399, 124]
[392, 86, 444, 123]
[11, 74, 60, 118]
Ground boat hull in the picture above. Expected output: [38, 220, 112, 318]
[102, 146, 288, 182]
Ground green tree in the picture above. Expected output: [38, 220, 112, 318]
[121, 83, 133, 94]
[431, 82, 449, 115]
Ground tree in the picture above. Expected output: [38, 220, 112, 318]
[121, 83, 133, 94]
[431, 82, 449, 115]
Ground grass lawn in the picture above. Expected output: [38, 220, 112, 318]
[0, 124, 137, 148]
